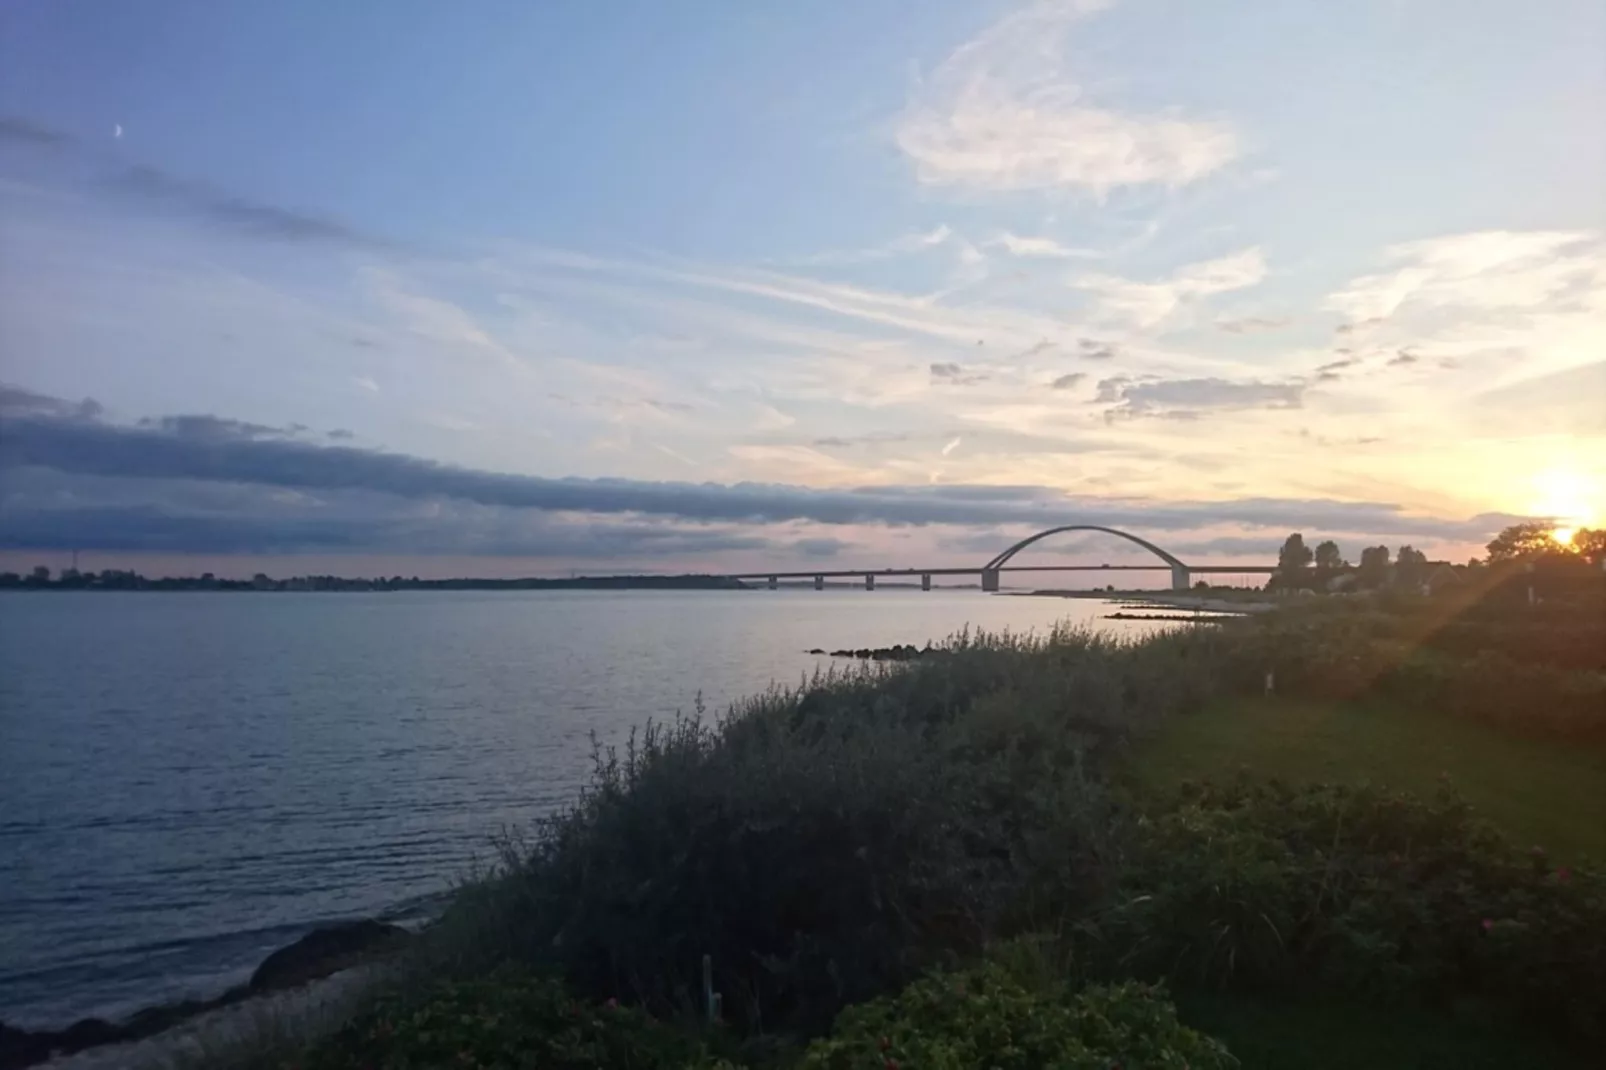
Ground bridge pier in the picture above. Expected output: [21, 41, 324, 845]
[767, 575, 778, 590]
[921, 573, 931, 591]
[814, 574, 824, 590]
[864, 574, 875, 591]
[981, 568, 1000, 592]
[1171, 565, 1190, 591]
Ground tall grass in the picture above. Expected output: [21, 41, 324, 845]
[427, 625, 1225, 1031]
[266, 601, 1606, 1067]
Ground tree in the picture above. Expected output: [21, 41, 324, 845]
[1571, 528, 1606, 566]
[1485, 522, 1561, 562]
[1314, 540, 1345, 571]
[26, 565, 50, 585]
[1358, 545, 1391, 588]
[1277, 533, 1313, 577]
[1395, 545, 1428, 588]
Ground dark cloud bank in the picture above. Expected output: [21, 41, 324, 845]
[0, 385, 1523, 559]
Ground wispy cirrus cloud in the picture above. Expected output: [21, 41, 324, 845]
[895, 0, 1239, 195]
[0, 113, 388, 249]
[988, 231, 1100, 259]
[1075, 248, 1267, 330]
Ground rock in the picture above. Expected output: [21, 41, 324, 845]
[806, 648, 825, 655]
[0, 921, 406, 1069]
[1, 1017, 120, 1070]
[249, 920, 408, 992]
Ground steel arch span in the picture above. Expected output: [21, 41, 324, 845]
[981, 525, 1192, 590]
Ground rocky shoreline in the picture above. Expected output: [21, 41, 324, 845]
[0, 920, 409, 1070]
[807, 643, 934, 661]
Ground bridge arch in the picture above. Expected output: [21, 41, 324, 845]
[982, 525, 1191, 590]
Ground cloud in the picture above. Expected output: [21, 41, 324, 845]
[135, 414, 302, 442]
[1466, 360, 1606, 435]
[1075, 248, 1266, 330]
[1077, 339, 1120, 360]
[1388, 350, 1419, 366]
[0, 384, 103, 421]
[352, 376, 381, 393]
[791, 537, 851, 558]
[989, 232, 1099, 258]
[1049, 373, 1085, 390]
[930, 361, 988, 385]
[0, 115, 68, 147]
[1097, 376, 1304, 419]
[0, 114, 388, 249]
[940, 436, 963, 456]
[896, 0, 1238, 194]
[1328, 230, 1599, 323]
[1216, 316, 1291, 334]
[811, 432, 914, 449]
[0, 389, 1526, 552]
[787, 225, 955, 265]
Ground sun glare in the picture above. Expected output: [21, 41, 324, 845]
[1552, 527, 1576, 546]
[1528, 467, 1602, 533]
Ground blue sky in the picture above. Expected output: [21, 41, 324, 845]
[2, 0, 1603, 576]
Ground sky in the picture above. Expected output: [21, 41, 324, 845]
[1, 0, 1603, 579]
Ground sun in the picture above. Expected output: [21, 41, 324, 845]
[1527, 467, 1602, 532]
[1552, 527, 1576, 546]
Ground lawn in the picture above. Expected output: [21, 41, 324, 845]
[1174, 991, 1576, 1070]
[1125, 694, 1606, 862]
[1128, 693, 1605, 1070]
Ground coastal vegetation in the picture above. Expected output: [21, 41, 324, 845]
[11, 554, 1598, 1069]
[219, 561, 1605, 1070]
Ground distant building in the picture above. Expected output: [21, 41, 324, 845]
[1420, 562, 1465, 596]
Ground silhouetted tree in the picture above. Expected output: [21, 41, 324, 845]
[1395, 545, 1428, 588]
[1570, 528, 1606, 566]
[1277, 533, 1313, 578]
[1314, 540, 1345, 571]
[1358, 545, 1391, 587]
[1486, 522, 1561, 562]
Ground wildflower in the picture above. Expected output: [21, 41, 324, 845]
[1557, 866, 1571, 883]
[1481, 918, 1494, 932]
[605, 997, 619, 1010]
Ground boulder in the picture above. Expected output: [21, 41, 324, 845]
[249, 919, 408, 991]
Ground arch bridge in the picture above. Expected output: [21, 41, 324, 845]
[723, 524, 1274, 591]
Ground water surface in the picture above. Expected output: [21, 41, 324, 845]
[0, 589, 1154, 1027]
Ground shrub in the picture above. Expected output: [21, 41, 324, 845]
[1084, 779, 1606, 1043]
[295, 968, 733, 1070]
[801, 959, 1236, 1070]
[434, 628, 1228, 1033]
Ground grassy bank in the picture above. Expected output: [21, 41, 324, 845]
[1126, 695, 1606, 861]
[216, 583, 1603, 1070]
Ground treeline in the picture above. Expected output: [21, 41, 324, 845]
[0, 568, 748, 592]
[1267, 522, 1606, 594]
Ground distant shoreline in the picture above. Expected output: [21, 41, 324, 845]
[0, 574, 750, 593]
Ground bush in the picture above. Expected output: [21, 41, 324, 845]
[1202, 613, 1606, 739]
[295, 968, 733, 1070]
[801, 960, 1236, 1070]
[434, 628, 1226, 1033]
[1084, 779, 1606, 1043]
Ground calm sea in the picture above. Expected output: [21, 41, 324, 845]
[0, 589, 1158, 1028]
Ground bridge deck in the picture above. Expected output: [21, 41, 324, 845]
[726, 564, 1274, 579]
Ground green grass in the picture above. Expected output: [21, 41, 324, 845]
[1126, 695, 1606, 861]
[1175, 991, 1575, 1070]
